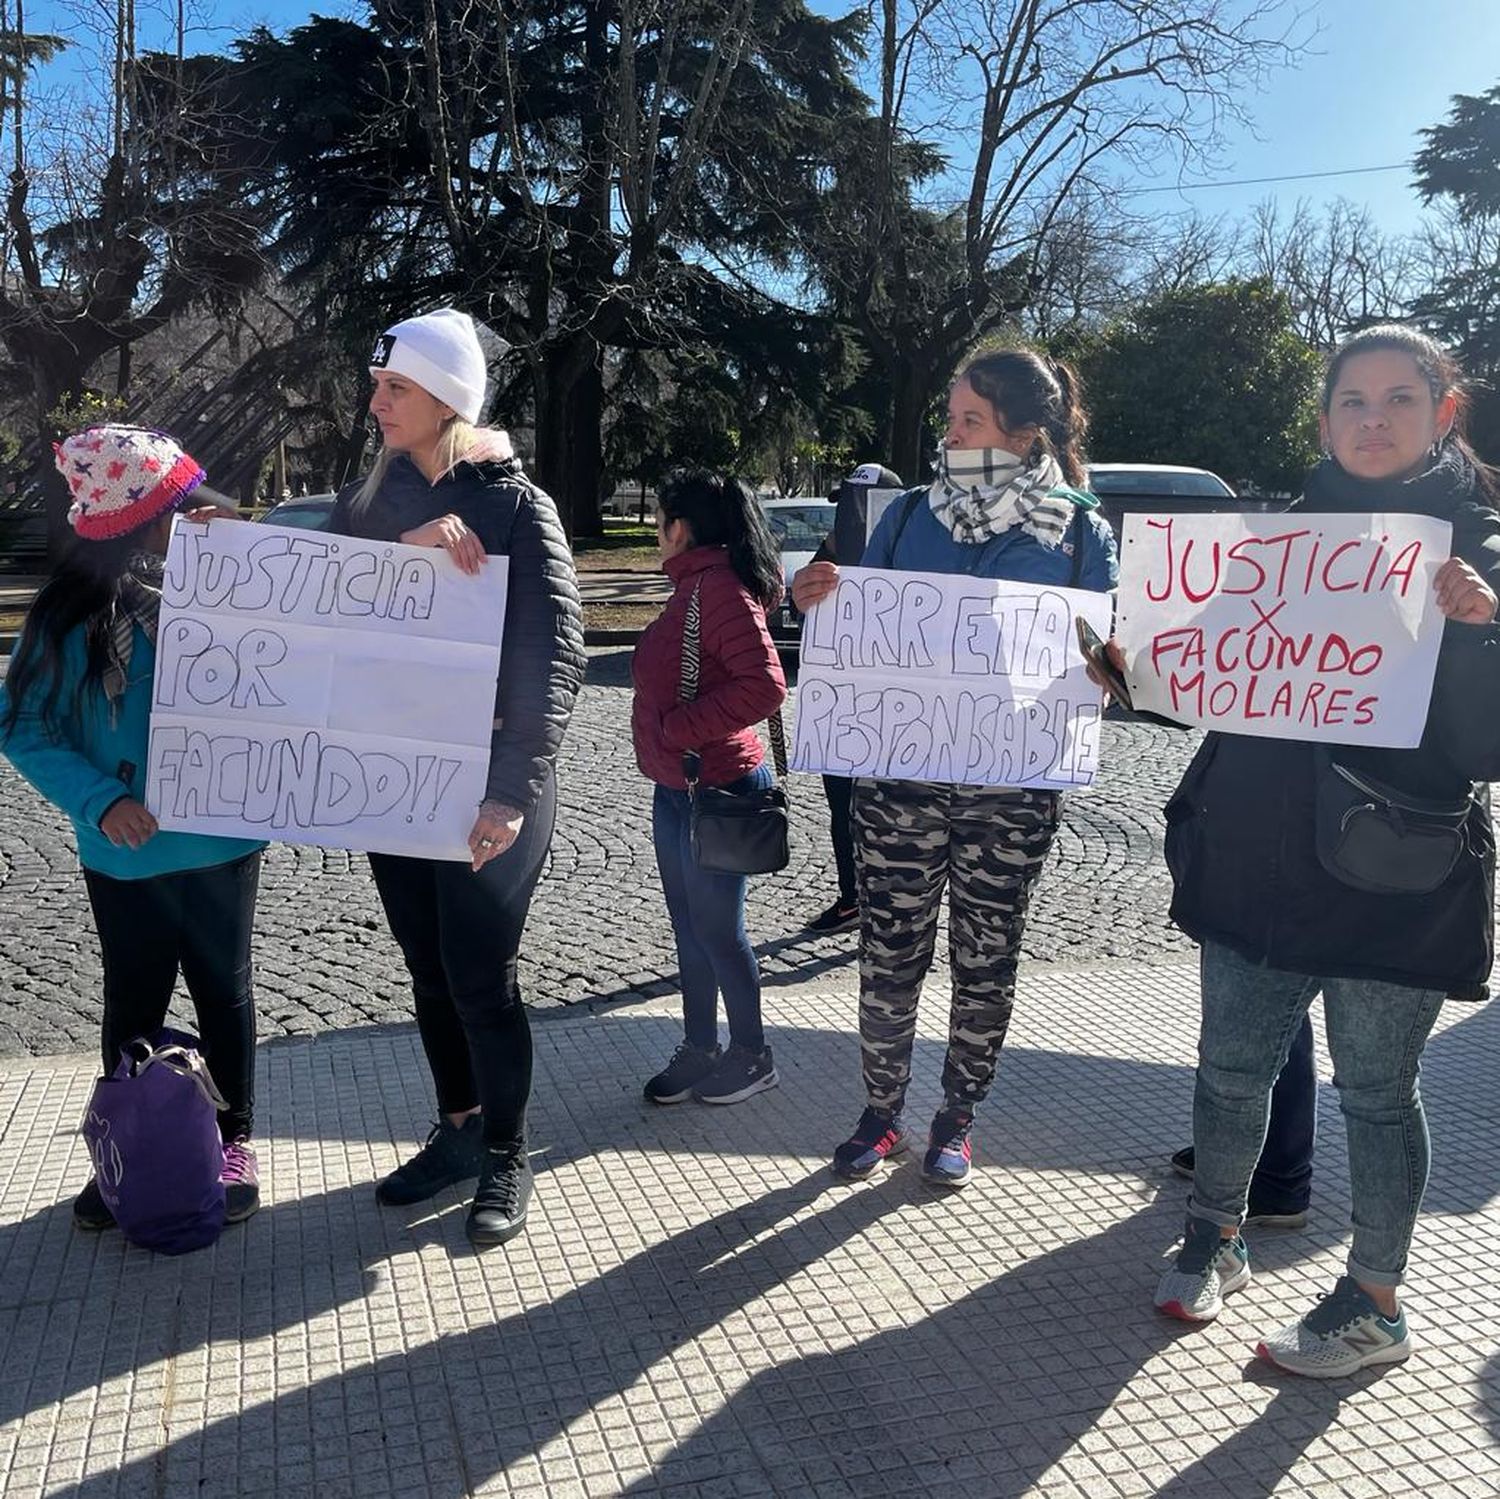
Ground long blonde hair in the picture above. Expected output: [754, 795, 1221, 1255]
[353, 417, 514, 507]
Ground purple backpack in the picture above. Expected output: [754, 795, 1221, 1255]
[80, 1028, 227, 1255]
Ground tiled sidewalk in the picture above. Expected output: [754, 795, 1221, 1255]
[1, 960, 1497, 1497]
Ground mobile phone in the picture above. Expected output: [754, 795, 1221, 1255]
[1075, 616, 1133, 710]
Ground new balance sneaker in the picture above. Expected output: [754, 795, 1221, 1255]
[376, 1115, 485, 1206]
[804, 898, 859, 934]
[466, 1142, 533, 1248]
[831, 1107, 909, 1180]
[921, 1108, 974, 1188]
[1168, 1147, 1309, 1229]
[1154, 1216, 1252, 1322]
[221, 1140, 261, 1224]
[692, 1044, 779, 1105]
[644, 1041, 722, 1104]
[72, 1177, 117, 1232]
[1256, 1276, 1412, 1378]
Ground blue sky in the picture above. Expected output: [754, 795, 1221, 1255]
[40, 0, 1500, 241]
[1110, 0, 1500, 236]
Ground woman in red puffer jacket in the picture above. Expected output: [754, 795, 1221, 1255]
[632, 471, 787, 1108]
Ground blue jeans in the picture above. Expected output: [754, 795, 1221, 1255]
[1252, 1013, 1316, 1213]
[1190, 940, 1443, 1287]
[652, 764, 773, 1053]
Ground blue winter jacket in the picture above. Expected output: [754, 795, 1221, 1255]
[1, 623, 265, 880]
[862, 484, 1118, 590]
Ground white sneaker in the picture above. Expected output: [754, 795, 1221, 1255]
[1256, 1277, 1412, 1378]
[1154, 1217, 1251, 1322]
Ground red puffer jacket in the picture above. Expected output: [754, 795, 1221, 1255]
[632, 547, 786, 789]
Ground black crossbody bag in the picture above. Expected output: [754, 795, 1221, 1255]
[678, 581, 791, 875]
[1312, 749, 1475, 896]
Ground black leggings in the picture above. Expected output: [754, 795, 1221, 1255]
[83, 851, 261, 1142]
[368, 773, 556, 1146]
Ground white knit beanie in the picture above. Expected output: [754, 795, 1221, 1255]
[370, 308, 487, 424]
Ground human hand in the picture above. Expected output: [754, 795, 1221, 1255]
[401, 514, 487, 575]
[468, 800, 525, 871]
[100, 798, 158, 849]
[1435, 557, 1498, 625]
[791, 560, 839, 612]
[181, 503, 242, 524]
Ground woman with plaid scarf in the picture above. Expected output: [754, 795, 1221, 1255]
[791, 349, 1118, 1188]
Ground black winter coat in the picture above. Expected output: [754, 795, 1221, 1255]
[1164, 451, 1500, 995]
[329, 450, 586, 814]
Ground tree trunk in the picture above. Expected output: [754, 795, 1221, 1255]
[887, 356, 940, 487]
[532, 336, 605, 541]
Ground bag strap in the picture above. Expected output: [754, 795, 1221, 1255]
[677, 577, 789, 788]
[1068, 503, 1086, 588]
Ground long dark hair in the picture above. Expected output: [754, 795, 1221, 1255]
[658, 470, 784, 610]
[1323, 324, 1498, 501]
[959, 348, 1090, 487]
[2, 533, 142, 742]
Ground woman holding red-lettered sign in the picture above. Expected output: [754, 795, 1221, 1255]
[1124, 326, 1500, 1377]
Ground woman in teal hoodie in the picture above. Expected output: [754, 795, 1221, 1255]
[0, 426, 265, 1229]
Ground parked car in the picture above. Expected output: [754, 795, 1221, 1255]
[258, 493, 337, 530]
[758, 496, 835, 645]
[1087, 463, 1276, 543]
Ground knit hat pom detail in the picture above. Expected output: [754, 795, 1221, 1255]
[56, 425, 206, 541]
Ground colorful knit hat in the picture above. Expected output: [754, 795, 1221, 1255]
[55, 425, 206, 541]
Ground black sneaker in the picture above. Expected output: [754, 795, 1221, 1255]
[644, 1041, 722, 1105]
[831, 1107, 909, 1180]
[1169, 1144, 1309, 1229]
[804, 899, 859, 934]
[921, 1108, 974, 1188]
[692, 1043, 779, 1105]
[376, 1115, 484, 1206]
[73, 1177, 117, 1232]
[466, 1142, 532, 1247]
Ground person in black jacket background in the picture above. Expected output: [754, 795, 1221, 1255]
[1147, 325, 1500, 1376]
[328, 308, 585, 1248]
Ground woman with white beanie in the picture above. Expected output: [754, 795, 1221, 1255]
[329, 308, 586, 1248]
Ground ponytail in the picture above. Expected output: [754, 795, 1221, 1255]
[959, 348, 1090, 488]
[658, 470, 784, 609]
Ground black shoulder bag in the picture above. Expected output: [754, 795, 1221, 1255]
[679, 582, 791, 875]
[1312, 748, 1475, 896]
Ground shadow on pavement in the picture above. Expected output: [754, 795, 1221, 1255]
[3, 994, 1496, 1493]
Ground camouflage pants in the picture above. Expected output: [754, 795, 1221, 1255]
[852, 777, 1061, 1116]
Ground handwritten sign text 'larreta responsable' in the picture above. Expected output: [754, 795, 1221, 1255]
[791, 566, 1112, 790]
[1116, 511, 1451, 747]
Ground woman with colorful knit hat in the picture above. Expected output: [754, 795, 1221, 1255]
[0, 425, 265, 1228]
[329, 308, 586, 1249]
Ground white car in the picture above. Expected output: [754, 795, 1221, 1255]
[758, 496, 835, 643]
[1087, 463, 1274, 541]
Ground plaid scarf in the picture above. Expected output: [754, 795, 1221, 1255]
[101, 550, 166, 713]
[927, 447, 1075, 546]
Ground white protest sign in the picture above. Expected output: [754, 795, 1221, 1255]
[1116, 510, 1450, 748]
[791, 566, 1112, 790]
[145, 518, 508, 859]
[864, 487, 906, 545]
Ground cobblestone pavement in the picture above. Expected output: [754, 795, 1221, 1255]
[2, 965, 1497, 1497]
[0, 648, 1197, 1057]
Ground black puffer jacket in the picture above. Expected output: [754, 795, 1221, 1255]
[329, 447, 586, 814]
[1165, 450, 1500, 994]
